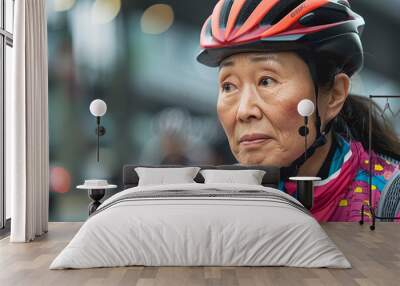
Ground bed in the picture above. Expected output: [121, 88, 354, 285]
[49, 164, 351, 269]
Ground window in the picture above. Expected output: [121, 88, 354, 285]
[0, 0, 14, 230]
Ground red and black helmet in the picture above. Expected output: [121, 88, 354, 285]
[197, 0, 365, 77]
[197, 0, 366, 176]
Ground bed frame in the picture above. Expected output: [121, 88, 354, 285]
[122, 164, 280, 189]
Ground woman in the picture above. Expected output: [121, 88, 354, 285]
[196, 0, 400, 222]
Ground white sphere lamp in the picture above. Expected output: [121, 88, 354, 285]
[297, 99, 315, 117]
[90, 99, 107, 117]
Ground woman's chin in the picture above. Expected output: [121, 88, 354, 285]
[236, 148, 290, 167]
[237, 152, 274, 166]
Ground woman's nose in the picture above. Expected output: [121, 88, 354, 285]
[236, 86, 263, 122]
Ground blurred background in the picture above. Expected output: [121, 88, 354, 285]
[47, 0, 400, 221]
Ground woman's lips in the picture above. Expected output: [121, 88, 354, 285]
[239, 133, 271, 147]
[240, 139, 269, 146]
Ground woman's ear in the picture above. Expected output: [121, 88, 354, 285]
[324, 73, 350, 123]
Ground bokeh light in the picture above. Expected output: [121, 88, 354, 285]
[91, 0, 121, 25]
[53, 0, 76, 12]
[141, 4, 174, 35]
[50, 166, 72, 194]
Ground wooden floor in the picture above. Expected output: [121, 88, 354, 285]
[0, 222, 399, 286]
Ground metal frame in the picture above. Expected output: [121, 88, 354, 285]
[0, 0, 14, 230]
[0, 0, 4, 229]
[359, 95, 400, 230]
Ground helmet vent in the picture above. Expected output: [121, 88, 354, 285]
[235, 0, 263, 27]
[206, 18, 213, 38]
[299, 7, 349, 27]
[261, 0, 305, 26]
[220, 0, 234, 28]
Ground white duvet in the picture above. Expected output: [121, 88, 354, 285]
[50, 183, 351, 269]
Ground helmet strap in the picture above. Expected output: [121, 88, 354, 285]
[281, 55, 332, 180]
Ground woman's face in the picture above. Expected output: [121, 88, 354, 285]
[217, 52, 320, 167]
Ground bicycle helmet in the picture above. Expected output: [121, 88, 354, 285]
[197, 0, 365, 176]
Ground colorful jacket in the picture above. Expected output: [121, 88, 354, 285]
[280, 135, 400, 222]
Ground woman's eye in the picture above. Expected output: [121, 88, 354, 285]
[221, 83, 235, 93]
[259, 77, 275, 87]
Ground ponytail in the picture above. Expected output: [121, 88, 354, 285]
[334, 94, 400, 161]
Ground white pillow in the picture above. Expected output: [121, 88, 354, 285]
[135, 167, 201, 186]
[200, 169, 266, 185]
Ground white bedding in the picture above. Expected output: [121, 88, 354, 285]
[49, 183, 351, 269]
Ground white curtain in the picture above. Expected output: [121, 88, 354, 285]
[6, 0, 49, 242]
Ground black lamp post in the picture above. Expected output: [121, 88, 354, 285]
[290, 99, 321, 210]
[297, 99, 315, 163]
[89, 99, 107, 162]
